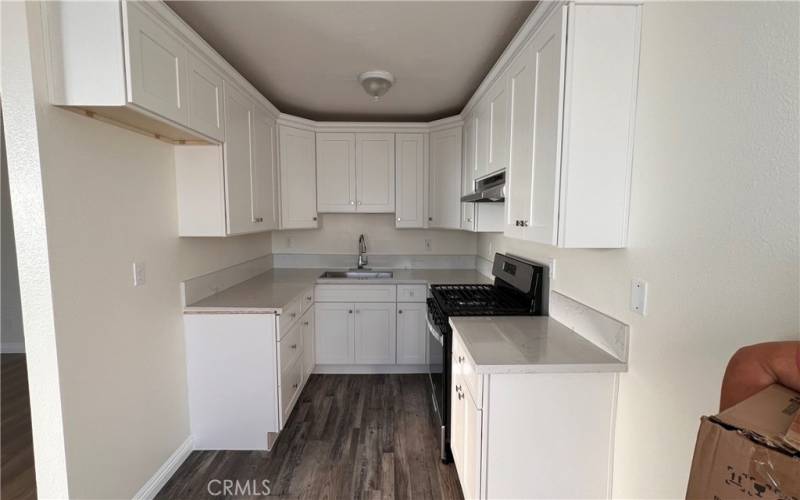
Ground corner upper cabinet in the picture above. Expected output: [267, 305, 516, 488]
[503, 3, 641, 248]
[395, 134, 427, 228]
[279, 126, 319, 229]
[42, 1, 225, 143]
[429, 126, 463, 230]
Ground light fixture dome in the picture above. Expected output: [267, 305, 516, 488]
[358, 70, 394, 101]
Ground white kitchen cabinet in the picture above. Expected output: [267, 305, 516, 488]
[223, 82, 257, 235]
[251, 108, 280, 231]
[279, 125, 318, 229]
[43, 1, 227, 142]
[395, 133, 427, 228]
[486, 76, 510, 175]
[429, 126, 463, 229]
[356, 133, 396, 212]
[316, 133, 357, 212]
[396, 302, 427, 365]
[354, 303, 397, 364]
[125, 1, 189, 126]
[315, 303, 354, 364]
[300, 306, 315, 385]
[475, 102, 490, 180]
[503, 4, 641, 248]
[187, 51, 225, 142]
[175, 85, 276, 236]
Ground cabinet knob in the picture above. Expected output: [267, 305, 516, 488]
[306, 296, 312, 300]
[458, 355, 465, 364]
[290, 313, 296, 318]
[348, 310, 353, 314]
[428, 217, 433, 221]
[350, 201, 355, 205]
[312, 217, 318, 221]
[397, 217, 401, 222]
[455, 384, 462, 392]
[303, 321, 309, 326]
[398, 310, 403, 314]
[293, 383, 299, 389]
[291, 344, 297, 349]
[357, 201, 362, 205]
[466, 218, 472, 223]
[458, 391, 464, 401]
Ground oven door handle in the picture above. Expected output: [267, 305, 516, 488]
[427, 317, 444, 345]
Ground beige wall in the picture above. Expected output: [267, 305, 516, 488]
[4, 3, 270, 497]
[479, 2, 799, 497]
[272, 213, 478, 255]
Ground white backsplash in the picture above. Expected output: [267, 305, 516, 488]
[181, 255, 273, 307]
[272, 253, 477, 270]
[548, 291, 629, 363]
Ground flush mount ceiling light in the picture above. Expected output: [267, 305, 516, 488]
[358, 70, 394, 101]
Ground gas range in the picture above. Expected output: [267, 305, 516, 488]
[426, 253, 548, 462]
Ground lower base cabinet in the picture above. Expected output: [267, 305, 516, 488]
[396, 302, 427, 364]
[450, 329, 618, 499]
[315, 301, 397, 364]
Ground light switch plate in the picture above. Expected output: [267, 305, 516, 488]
[630, 278, 647, 315]
[133, 261, 146, 287]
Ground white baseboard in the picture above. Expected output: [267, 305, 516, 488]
[133, 436, 193, 500]
[1, 342, 25, 353]
[314, 364, 428, 374]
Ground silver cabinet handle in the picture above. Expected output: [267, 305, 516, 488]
[397, 217, 401, 222]
[291, 344, 297, 349]
[466, 218, 472, 222]
[292, 383, 299, 389]
[457, 391, 464, 401]
[350, 200, 355, 205]
[455, 384, 462, 392]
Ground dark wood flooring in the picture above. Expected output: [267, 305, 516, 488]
[157, 374, 463, 500]
[1, 354, 37, 500]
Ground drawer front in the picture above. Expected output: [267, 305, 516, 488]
[280, 296, 303, 338]
[397, 284, 427, 302]
[453, 330, 483, 409]
[315, 284, 397, 303]
[280, 357, 303, 424]
[279, 321, 303, 374]
[301, 286, 314, 313]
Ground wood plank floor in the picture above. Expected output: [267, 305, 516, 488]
[1, 354, 37, 500]
[157, 374, 463, 500]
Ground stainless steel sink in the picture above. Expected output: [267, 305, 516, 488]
[319, 270, 394, 279]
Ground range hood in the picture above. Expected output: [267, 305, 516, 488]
[461, 170, 506, 203]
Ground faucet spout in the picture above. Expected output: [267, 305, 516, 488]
[357, 234, 368, 269]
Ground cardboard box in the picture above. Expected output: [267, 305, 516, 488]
[686, 384, 800, 500]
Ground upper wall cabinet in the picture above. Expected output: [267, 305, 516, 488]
[174, 83, 278, 236]
[499, 2, 641, 248]
[429, 126, 463, 230]
[395, 134, 427, 228]
[316, 133, 395, 213]
[42, 1, 239, 143]
[279, 126, 319, 229]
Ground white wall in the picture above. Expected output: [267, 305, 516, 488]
[479, 2, 799, 498]
[272, 213, 478, 255]
[1, 117, 25, 353]
[2, 3, 271, 498]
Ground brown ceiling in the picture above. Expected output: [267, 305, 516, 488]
[166, 1, 536, 121]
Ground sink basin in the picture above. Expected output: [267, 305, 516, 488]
[319, 270, 394, 279]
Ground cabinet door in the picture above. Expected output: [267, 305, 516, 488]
[279, 126, 318, 228]
[475, 101, 490, 178]
[187, 52, 224, 141]
[461, 117, 478, 231]
[396, 302, 426, 364]
[314, 303, 354, 364]
[125, 1, 188, 125]
[450, 373, 466, 477]
[223, 82, 257, 235]
[354, 302, 396, 364]
[301, 306, 315, 383]
[356, 133, 395, 212]
[462, 387, 483, 500]
[252, 108, 279, 231]
[395, 134, 426, 228]
[316, 133, 356, 212]
[526, 7, 566, 245]
[487, 76, 510, 175]
[504, 38, 536, 239]
[429, 127, 463, 229]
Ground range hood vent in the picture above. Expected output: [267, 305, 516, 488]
[461, 170, 506, 203]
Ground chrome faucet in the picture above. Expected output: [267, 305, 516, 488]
[357, 234, 368, 269]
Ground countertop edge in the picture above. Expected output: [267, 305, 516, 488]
[474, 362, 628, 375]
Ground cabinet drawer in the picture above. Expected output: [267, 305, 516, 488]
[279, 321, 303, 374]
[397, 284, 427, 302]
[301, 286, 314, 313]
[279, 357, 303, 424]
[453, 330, 483, 409]
[279, 296, 303, 338]
[315, 284, 397, 303]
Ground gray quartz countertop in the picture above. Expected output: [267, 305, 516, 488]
[449, 316, 627, 374]
[185, 268, 491, 313]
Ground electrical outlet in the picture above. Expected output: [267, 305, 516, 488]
[133, 261, 146, 287]
[424, 239, 432, 252]
[630, 278, 647, 315]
